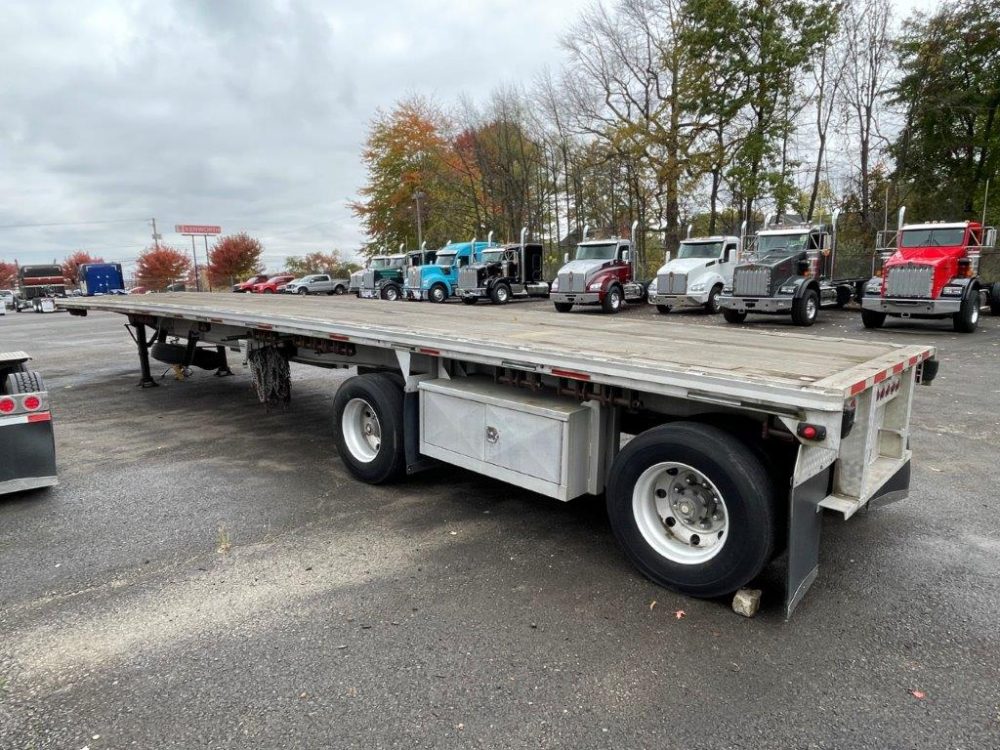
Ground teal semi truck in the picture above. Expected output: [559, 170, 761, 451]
[404, 240, 491, 302]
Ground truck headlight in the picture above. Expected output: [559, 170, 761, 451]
[779, 285, 797, 294]
[865, 279, 882, 293]
[941, 286, 963, 296]
[588, 281, 604, 291]
[688, 281, 706, 293]
[722, 286, 733, 294]
[647, 278, 658, 293]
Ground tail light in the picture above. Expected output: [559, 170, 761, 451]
[0, 397, 14, 414]
[22, 395, 41, 411]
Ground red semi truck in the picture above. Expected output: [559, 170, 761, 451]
[861, 208, 1000, 332]
[550, 222, 647, 313]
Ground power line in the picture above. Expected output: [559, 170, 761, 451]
[0, 218, 145, 230]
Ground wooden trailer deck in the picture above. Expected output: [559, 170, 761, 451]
[59, 293, 935, 412]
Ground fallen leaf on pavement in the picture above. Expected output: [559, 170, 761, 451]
[910, 689, 926, 700]
[674, 610, 686, 619]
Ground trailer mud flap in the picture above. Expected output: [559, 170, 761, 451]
[785, 465, 831, 618]
[404, 391, 436, 475]
[0, 420, 58, 495]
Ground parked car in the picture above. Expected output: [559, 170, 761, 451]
[283, 274, 350, 295]
[233, 274, 270, 293]
[0, 290, 15, 310]
[252, 275, 295, 294]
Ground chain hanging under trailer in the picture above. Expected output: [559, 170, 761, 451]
[246, 338, 291, 408]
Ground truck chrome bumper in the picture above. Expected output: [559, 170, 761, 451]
[648, 292, 709, 307]
[720, 295, 792, 313]
[406, 289, 429, 301]
[551, 291, 600, 305]
[458, 288, 488, 299]
[861, 297, 960, 315]
[358, 289, 381, 299]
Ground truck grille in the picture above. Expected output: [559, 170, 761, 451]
[657, 272, 687, 295]
[886, 264, 934, 298]
[558, 271, 586, 293]
[406, 266, 421, 288]
[733, 267, 770, 297]
[362, 270, 376, 289]
[458, 267, 478, 289]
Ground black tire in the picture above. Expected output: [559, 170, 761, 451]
[722, 308, 747, 324]
[989, 282, 1000, 316]
[791, 289, 819, 327]
[490, 282, 511, 305]
[150, 342, 224, 370]
[704, 285, 723, 314]
[5, 369, 45, 395]
[334, 285, 346, 295]
[296, 287, 308, 295]
[953, 287, 980, 333]
[332, 373, 405, 484]
[461, 296, 478, 305]
[656, 304, 672, 315]
[861, 309, 886, 329]
[428, 284, 448, 303]
[601, 284, 624, 314]
[554, 302, 573, 313]
[606, 422, 776, 598]
[380, 284, 401, 302]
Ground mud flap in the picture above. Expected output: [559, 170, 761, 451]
[785, 465, 832, 619]
[404, 391, 436, 475]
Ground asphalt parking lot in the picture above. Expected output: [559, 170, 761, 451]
[1, 299, 999, 749]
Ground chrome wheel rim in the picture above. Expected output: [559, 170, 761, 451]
[632, 462, 728, 564]
[971, 303, 979, 324]
[806, 296, 817, 319]
[497, 286, 509, 302]
[430, 287, 444, 302]
[384, 287, 398, 301]
[342, 398, 381, 463]
[610, 289, 621, 309]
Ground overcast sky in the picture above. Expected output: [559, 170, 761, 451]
[1, 0, 939, 273]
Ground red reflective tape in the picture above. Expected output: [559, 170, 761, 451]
[873, 370, 888, 384]
[27, 412, 52, 423]
[258, 323, 273, 330]
[552, 368, 591, 381]
[418, 348, 440, 356]
[893, 363, 904, 374]
[908, 356, 919, 366]
[328, 333, 349, 341]
[849, 381, 867, 396]
[210, 318, 224, 323]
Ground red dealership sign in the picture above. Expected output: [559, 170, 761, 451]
[175, 224, 221, 235]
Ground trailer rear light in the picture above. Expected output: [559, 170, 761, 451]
[22, 395, 41, 411]
[796, 423, 827, 441]
[0, 397, 14, 414]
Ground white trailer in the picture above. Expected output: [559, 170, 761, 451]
[59, 293, 938, 616]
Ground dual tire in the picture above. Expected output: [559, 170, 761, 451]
[332, 373, 406, 484]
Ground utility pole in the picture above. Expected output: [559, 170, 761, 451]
[190, 235, 200, 291]
[150, 218, 162, 249]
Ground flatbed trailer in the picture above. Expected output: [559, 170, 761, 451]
[59, 293, 938, 617]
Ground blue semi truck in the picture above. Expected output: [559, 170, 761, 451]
[404, 240, 491, 302]
[78, 263, 126, 296]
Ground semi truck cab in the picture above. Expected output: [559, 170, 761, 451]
[405, 241, 488, 302]
[457, 229, 549, 305]
[359, 251, 433, 301]
[647, 235, 740, 314]
[550, 221, 645, 314]
[861, 210, 1000, 333]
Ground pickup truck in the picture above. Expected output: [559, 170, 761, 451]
[232, 274, 269, 293]
[59, 292, 938, 617]
[282, 274, 350, 296]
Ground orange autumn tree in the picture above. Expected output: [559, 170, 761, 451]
[208, 232, 265, 287]
[0, 261, 17, 288]
[135, 246, 191, 290]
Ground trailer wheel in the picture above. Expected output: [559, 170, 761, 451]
[722, 308, 746, 324]
[602, 284, 623, 314]
[490, 282, 511, 305]
[606, 422, 776, 598]
[953, 288, 980, 333]
[428, 284, 448, 303]
[332, 373, 405, 484]
[381, 284, 401, 302]
[989, 282, 1000, 316]
[791, 289, 819, 327]
[461, 296, 478, 305]
[5, 369, 45, 395]
[554, 302, 573, 313]
[656, 304, 672, 315]
[861, 309, 886, 329]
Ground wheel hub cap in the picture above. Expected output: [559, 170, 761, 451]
[342, 398, 382, 463]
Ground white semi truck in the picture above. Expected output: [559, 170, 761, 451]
[647, 234, 741, 314]
[60, 293, 937, 617]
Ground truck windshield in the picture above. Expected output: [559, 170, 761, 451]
[388, 257, 406, 268]
[756, 233, 808, 258]
[678, 241, 722, 259]
[575, 243, 617, 261]
[900, 228, 966, 248]
[480, 250, 505, 263]
[436, 254, 457, 267]
[370, 258, 390, 269]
